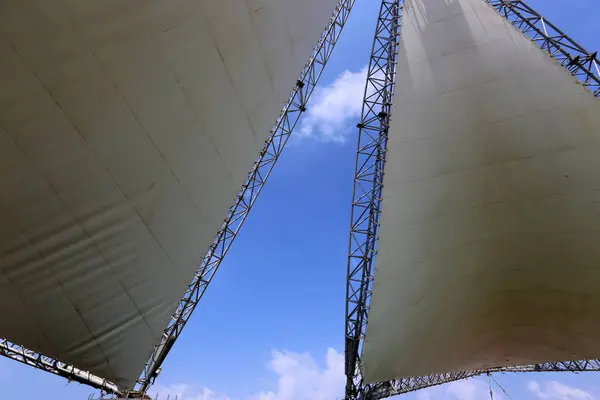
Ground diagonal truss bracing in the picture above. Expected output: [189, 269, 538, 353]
[489, 0, 600, 97]
[344, 1, 600, 400]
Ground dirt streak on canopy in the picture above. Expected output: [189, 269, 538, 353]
[0, 0, 337, 389]
[361, 0, 600, 383]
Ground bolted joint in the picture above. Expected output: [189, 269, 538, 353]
[567, 55, 581, 67]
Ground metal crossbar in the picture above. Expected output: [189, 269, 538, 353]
[343, 0, 600, 399]
[0, 338, 120, 395]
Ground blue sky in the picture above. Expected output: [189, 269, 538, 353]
[1, 0, 600, 399]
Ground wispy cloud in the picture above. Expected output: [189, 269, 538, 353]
[298, 67, 368, 143]
[151, 354, 597, 400]
[151, 348, 344, 400]
[150, 383, 231, 400]
[253, 348, 344, 400]
[528, 380, 596, 400]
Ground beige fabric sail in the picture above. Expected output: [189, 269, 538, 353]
[0, 0, 337, 389]
[361, 0, 600, 383]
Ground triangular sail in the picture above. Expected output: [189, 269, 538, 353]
[362, 0, 600, 383]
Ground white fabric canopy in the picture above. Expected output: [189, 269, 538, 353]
[0, 0, 337, 389]
[362, 0, 600, 383]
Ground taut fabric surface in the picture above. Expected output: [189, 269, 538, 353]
[0, 0, 337, 388]
[362, 0, 600, 383]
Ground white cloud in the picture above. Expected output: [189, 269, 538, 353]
[447, 380, 482, 400]
[151, 348, 344, 400]
[298, 67, 368, 143]
[159, 353, 600, 400]
[415, 389, 432, 400]
[253, 348, 345, 400]
[528, 380, 596, 400]
[149, 383, 230, 400]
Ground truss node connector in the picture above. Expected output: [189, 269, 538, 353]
[568, 55, 581, 66]
[296, 79, 306, 89]
[377, 111, 389, 120]
[356, 122, 365, 129]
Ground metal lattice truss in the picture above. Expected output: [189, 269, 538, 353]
[0, 1, 356, 398]
[344, 0, 402, 398]
[353, 361, 600, 400]
[490, 0, 600, 97]
[343, 1, 600, 400]
[0, 338, 119, 394]
[132, 0, 356, 395]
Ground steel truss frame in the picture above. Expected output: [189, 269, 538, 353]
[0, 1, 356, 398]
[489, 0, 600, 97]
[344, 1, 600, 400]
[344, 0, 402, 398]
[0, 338, 120, 395]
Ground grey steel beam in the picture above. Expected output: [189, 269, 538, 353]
[0, 338, 121, 396]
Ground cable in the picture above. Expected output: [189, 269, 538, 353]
[490, 373, 514, 400]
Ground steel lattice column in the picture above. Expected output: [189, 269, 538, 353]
[344, 0, 402, 398]
[0, 1, 357, 398]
